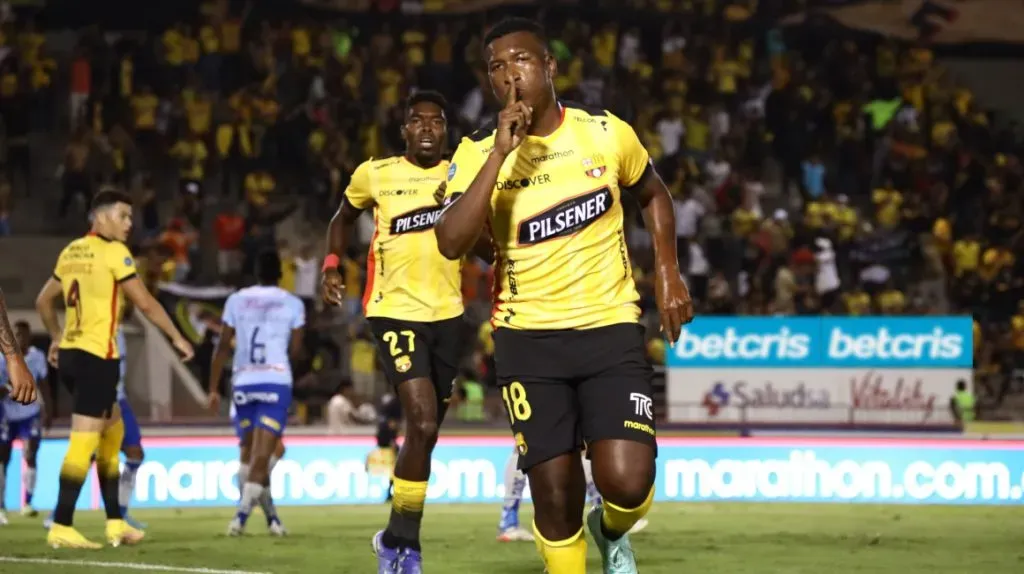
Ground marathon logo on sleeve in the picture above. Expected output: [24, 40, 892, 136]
[517, 187, 613, 245]
[390, 205, 445, 235]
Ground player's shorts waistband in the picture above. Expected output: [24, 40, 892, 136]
[494, 322, 647, 380]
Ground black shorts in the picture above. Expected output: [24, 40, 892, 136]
[494, 323, 657, 471]
[368, 316, 466, 418]
[58, 349, 120, 418]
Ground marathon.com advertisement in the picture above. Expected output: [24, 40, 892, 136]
[6, 437, 1024, 508]
[665, 317, 973, 427]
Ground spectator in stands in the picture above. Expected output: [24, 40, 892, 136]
[326, 380, 376, 433]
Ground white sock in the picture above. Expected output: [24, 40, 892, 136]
[582, 455, 601, 505]
[502, 449, 526, 512]
[23, 467, 36, 505]
[258, 456, 280, 519]
[119, 458, 142, 508]
[238, 482, 263, 517]
[237, 463, 250, 496]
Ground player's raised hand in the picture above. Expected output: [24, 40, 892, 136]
[321, 268, 345, 306]
[172, 336, 195, 362]
[206, 391, 221, 413]
[495, 83, 531, 157]
[654, 267, 694, 346]
[6, 356, 37, 405]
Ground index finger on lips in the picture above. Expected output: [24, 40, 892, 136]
[505, 83, 516, 107]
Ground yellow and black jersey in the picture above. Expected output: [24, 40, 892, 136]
[52, 233, 137, 359]
[345, 156, 462, 322]
[444, 102, 647, 330]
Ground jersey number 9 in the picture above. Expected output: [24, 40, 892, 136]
[66, 279, 83, 328]
[502, 381, 532, 423]
[249, 327, 266, 364]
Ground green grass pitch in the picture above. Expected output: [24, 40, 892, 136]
[0, 502, 1021, 573]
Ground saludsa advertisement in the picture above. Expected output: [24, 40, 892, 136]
[665, 317, 973, 426]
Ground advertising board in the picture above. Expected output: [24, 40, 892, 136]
[4, 436, 1022, 508]
[665, 317, 973, 426]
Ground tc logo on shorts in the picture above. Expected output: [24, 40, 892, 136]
[516, 187, 613, 245]
[233, 390, 281, 405]
[514, 432, 528, 456]
[390, 205, 445, 235]
[395, 355, 412, 373]
[630, 392, 653, 420]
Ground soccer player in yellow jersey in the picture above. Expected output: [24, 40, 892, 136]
[0, 289, 37, 405]
[320, 91, 464, 573]
[436, 18, 693, 574]
[34, 190, 194, 549]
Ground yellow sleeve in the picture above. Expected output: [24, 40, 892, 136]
[609, 113, 652, 188]
[344, 160, 375, 210]
[196, 142, 208, 161]
[106, 242, 138, 282]
[443, 137, 488, 205]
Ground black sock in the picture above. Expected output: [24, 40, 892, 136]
[98, 470, 123, 520]
[54, 476, 85, 526]
[383, 508, 423, 552]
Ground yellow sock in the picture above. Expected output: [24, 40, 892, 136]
[96, 419, 125, 478]
[53, 431, 101, 526]
[96, 420, 126, 519]
[62, 431, 101, 480]
[532, 523, 587, 574]
[601, 486, 654, 539]
[391, 477, 427, 514]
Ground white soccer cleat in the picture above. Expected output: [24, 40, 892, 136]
[227, 517, 245, 537]
[21, 505, 38, 518]
[267, 520, 287, 537]
[627, 518, 649, 534]
[496, 526, 535, 542]
[0, 510, 8, 526]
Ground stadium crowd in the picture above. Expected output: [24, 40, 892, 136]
[1, 0, 1022, 421]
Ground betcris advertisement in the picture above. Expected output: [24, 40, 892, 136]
[5, 436, 1024, 508]
[664, 317, 973, 426]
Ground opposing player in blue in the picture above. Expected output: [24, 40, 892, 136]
[0, 320, 49, 523]
[227, 400, 287, 535]
[114, 328, 146, 530]
[207, 251, 304, 536]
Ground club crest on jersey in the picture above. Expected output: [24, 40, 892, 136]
[582, 154, 607, 179]
[394, 355, 412, 373]
[447, 163, 457, 182]
[389, 205, 445, 235]
[517, 187, 613, 245]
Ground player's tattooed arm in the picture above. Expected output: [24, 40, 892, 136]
[0, 288, 17, 358]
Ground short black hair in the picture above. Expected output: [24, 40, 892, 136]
[484, 17, 548, 48]
[406, 90, 448, 116]
[255, 250, 283, 285]
[91, 189, 133, 212]
[13, 320, 29, 332]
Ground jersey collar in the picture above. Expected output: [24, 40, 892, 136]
[87, 231, 113, 242]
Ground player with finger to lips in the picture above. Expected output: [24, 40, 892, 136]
[434, 17, 694, 574]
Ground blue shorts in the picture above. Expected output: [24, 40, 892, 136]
[232, 384, 292, 439]
[1, 414, 41, 443]
[119, 397, 142, 449]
